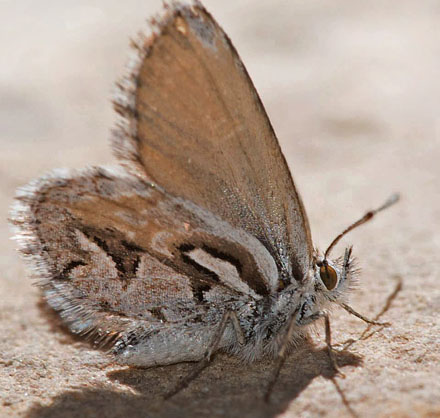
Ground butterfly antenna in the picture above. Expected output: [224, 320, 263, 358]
[324, 193, 400, 259]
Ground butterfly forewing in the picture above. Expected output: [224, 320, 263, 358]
[113, 2, 313, 283]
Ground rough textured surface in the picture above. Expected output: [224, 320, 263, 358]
[1, 1, 439, 417]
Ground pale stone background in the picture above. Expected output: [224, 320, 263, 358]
[1, 1, 439, 417]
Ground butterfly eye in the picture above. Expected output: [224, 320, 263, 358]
[319, 264, 338, 290]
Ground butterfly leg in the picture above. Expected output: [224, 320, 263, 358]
[339, 246, 390, 326]
[289, 310, 341, 370]
[264, 314, 296, 402]
[265, 306, 328, 401]
[340, 303, 390, 326]
[264, 310, 322, 402]
[339, 276, 402, 351]
[164, 310, 243, 400]
[265, 310, 342, 401]
[324, 314, 345, 377]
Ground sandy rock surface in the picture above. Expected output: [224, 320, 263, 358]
[1, 1, 439, 417]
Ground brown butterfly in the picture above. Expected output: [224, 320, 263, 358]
[11, 0, 398, 399]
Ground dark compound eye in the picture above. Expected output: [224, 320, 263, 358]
[319, 264, 338, 290]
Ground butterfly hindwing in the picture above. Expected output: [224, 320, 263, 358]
[11, 168, 278, 352]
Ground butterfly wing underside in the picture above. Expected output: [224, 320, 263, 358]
[113, 1, 313, 282]
[12, 168, 279, 364]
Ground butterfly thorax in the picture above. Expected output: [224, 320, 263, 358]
[220, 275, 321, 361]
[222, 254, 351, 362]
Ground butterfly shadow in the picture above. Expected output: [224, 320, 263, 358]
[26, 338, 361, 418]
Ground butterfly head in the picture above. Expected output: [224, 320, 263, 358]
[313, 246, 357, 302]
[270, 248, 357, 335]
[309, 193, 400, 301]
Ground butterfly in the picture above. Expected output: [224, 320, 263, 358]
[11, 0, 398, 398]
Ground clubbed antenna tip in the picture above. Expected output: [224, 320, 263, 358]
[324, 193, 400, 259]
